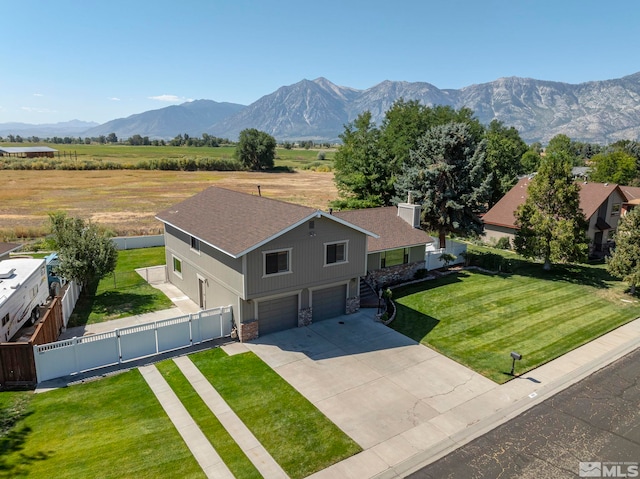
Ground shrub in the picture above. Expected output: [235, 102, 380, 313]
[495, 237, 512, 250]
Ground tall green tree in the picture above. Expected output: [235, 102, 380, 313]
[514, 156, 588, 270]
[606, 207, 640, 294]
[49, 212, 118, 287]
[332, 111, 390, 208]
[484, 120, 528, 206]
[589, 151, 637, 185]
[394, 122, 492, 249]
[235, 128, 276, 170]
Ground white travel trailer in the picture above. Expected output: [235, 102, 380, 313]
[0, 258, 48, 342]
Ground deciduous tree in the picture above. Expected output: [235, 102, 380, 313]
[484, 120, 528, 206]
[590, 151, 637, 186]
[235, 128, 276, 170]
[49, 212, 118, 287]
[606, 207, 640, 295]
[514, 156, 588, 270]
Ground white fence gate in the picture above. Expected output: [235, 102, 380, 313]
[34, 306, 233, 383]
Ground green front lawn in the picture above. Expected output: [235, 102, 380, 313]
[68, 246, 173, 327]
[390, 257, 640, 383]
[0, 371, 204, 479]
[189, 349, 361, 479]
[155, 360, 262, 479]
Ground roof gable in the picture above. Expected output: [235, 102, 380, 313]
[156, 187, 376, 258]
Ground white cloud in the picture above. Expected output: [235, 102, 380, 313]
[21, 106, 56, 113]
[149, 94, 184, 102]
[33, 93, 44, 97]
[109, 97, 121, 101]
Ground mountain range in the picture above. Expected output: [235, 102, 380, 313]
[4, 73, 640, 144]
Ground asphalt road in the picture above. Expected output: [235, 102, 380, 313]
[408, 348, 640, 479]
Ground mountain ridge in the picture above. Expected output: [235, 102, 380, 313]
[3, 73, 640, 144]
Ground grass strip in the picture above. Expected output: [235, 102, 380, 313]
[155, 359, 262, 479]
[0, 370, 204, 479]
[190, 348, 361, 479]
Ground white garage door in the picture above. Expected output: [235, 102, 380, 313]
[312, 284, 347, 322]
[258, 295, 298, 336]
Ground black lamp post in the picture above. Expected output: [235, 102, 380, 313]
[510, 351, 522, 376]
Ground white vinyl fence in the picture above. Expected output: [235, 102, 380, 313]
[34, 306, 233, 383]
[425, 239, 468, 271]
[60, 280, 81, 328]
[112, 235, 165, 250]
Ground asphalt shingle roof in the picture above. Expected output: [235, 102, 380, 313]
[482, 178, 625, 229]
[156, 187, 317, 257]
[334, 206, 434, 252]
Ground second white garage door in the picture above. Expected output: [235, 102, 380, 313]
[258, 295, 298, 336]
[312, 284, 347, 322]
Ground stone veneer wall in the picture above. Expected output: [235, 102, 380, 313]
[239, 319, 259, 342]
[346, 296, 360, 314]
[298, 307, 312, 327]
[367, 261, 425, 289]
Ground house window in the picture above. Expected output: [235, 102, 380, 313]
[1, 313, 8, 327]
[172, 256, 183, 278]
[611, 203, 621, 216]
[190, 236, 200, 252]
[325, 241, 348, 265]
[381, 248, 409, 268]
[264, 249, 290, 276]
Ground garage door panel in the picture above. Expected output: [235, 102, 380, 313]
[312, 285, 347, 322]
[258, 295, 298, 335]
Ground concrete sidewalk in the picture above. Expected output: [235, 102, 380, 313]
[173, 356, 289, 479]
[235, 310, 640, 479]
[139, 364, 234, 479]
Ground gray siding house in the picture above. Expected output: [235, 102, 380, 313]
[156, 187, 378, 341]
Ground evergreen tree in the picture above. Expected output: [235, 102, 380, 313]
[394, 122, 492, 249]
[514, 155, 588, 270]
[606, 207, 640, 295]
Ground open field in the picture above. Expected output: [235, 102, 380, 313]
[1, 169, 338, 239]
[390, 250, 640, 383]
[1, 143, 334, 168]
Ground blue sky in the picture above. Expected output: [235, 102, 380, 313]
[2, 0, 639, 124]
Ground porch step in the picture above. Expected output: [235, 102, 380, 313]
[359, 278, 380, 308]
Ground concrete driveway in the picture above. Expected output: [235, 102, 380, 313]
[243, 310, 496, 452]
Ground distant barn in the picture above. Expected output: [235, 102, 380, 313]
[0, 146, 57, 158]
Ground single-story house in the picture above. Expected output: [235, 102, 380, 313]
[0, 242, 22, 261]
[156, 187, 434, 340]
[483, 177, 626, 255]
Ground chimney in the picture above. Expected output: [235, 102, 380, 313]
[397, 201, 421, 228]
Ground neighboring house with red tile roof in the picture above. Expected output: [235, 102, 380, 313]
[483, 178, 626, 255]
[156, 187, 435, 340]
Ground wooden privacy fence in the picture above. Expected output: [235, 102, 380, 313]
[34, 306, 233, 384]
[0, 297, 64, 389]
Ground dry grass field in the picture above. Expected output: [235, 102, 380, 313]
[1, 169, 338, 239]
